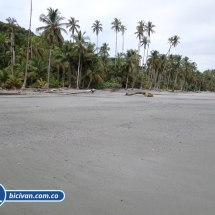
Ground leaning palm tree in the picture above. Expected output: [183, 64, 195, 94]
[72, 30, 90, 89]
[166, 35, 180, 56]
[92, 20, 103, 54]
[111, 18, 121, 67]
[160, 35, 180, 75]
[145, 21, 155, 63]
[66, 17, 80, 42]
[121, 25, 127, 53]
[36, 7, 67, 89]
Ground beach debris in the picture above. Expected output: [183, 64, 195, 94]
[144, 92, 153, 97]
[125, 91, 153, 97]
[50, 89, 57, 92]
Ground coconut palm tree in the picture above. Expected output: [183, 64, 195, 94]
[22, 0, 32, 90]
[140, 36, 148, 67]
[92, 20, 103, 54]
[6, 17, 18, 75]
[111, 18, 121, 67]
[123, 49, 139, 89]
[72, 30, 90, 89]
[36, 7, 67, 89]
[99, 43, 110, 56]
[66, 17, 80, 42]
[147, 50, 159, 89]
[173, 55, 182, 90]
[145, 21, 155, 63]
[121, 25, 127, 53]
[140, 36, 149, 88]
[160, 35, 180, 76]
[166, 35, 180, 56]
[135, 20, 144, 55]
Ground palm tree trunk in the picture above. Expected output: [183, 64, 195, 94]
[115, 31, 117, 68]
[140, 47, 146, 89]
[30, 35, 33, 59]
[174, 70, 179, 85]
[87, 81, 91, 89]
[2, 44, 5, 65]
[140, 73, 144, 89]
[79, 62, 82, 87]
[77, 53, 81, 89]
[68, 62, 72, 88]
[145, 43, 150, 67]
[57, 67, 60, 82]
[97, 34, 98, 54]
[141, 47, 146, 69]
[47, 47, 52, 89]
[12, 33, 15, 66]
[132, 79, 135, 89]
[122, 34, 124, 53]
[167, 70, 171, 89]
[10, 33, 13, 75]
[21, 0, 32, 90]
[62, 66, 65, 88]
[125, 75, 129, 89]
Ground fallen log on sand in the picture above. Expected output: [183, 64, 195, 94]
[125, 91, 153, 97]
[62, 89, 97, 95]
[0, 92, 26, 95]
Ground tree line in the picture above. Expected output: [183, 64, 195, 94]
[0, 7, 215, 91]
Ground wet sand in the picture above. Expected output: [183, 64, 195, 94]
[0, 91, 215, 215]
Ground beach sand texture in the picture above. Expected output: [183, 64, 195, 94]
[0, 91, 215, 215]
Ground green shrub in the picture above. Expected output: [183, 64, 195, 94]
[37, 78, 46, 88]
[49, 77, 61, 88]
[98, 78, 122, 89]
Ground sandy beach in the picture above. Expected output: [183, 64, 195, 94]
[0, 90, 215, 215]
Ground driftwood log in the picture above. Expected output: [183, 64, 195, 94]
[125, 91, 153, 97]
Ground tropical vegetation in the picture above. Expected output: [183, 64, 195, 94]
[0, 8, 214, 91]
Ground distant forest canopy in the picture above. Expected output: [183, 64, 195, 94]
[0, 9, 215, 91]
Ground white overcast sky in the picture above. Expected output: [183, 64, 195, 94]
[0, 0, 214, 72]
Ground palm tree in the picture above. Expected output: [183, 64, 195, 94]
[99, 43, 110, 56]
[36, 7, 67, 89]
[6, 17, 18, 75]
[72, 31, 90, 89]
[111, 18, 121, 67]
[22, 0, 32, 90]
[66, 17, 80, 42]
[140, 36, 149, 67]
[173, 55, 182, 90]
[92, 20, 103, 54]
[145, 21, 155, 63]
[121, 25, 127, 53]
[135, 20, 144, 55]
[166, 35, 180, 56]
[140, 36, 149, 88]
[160, 35, 180, 76]
[147, 50, 159, 89]
[123, 49, 139, 89]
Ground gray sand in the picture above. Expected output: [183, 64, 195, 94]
[0, 91, 215, 215]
